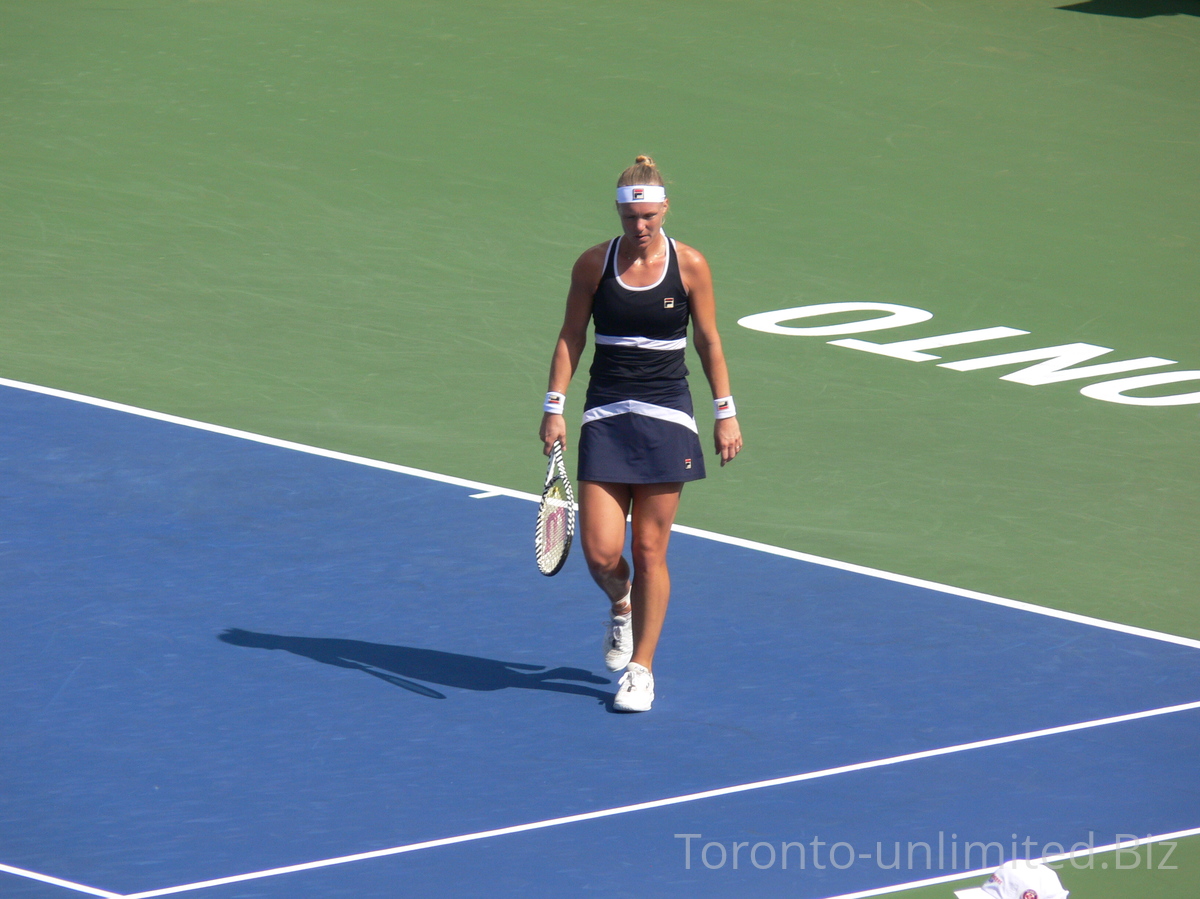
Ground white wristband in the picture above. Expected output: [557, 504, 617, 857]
[714, 396, 736, 419]
[544, 391, 566, 415]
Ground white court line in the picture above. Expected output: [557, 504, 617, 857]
[88, 699, 1200, 898]
[670, 522, 1200, 651]
[0, 863, 121, 898]
[9, 825, 1200, 899]
[2, 376, 1198, 651]
[0, 378, 541, 504]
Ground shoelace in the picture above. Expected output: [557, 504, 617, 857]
[606, 615, 630, 643]
[619, 667, 650, 691]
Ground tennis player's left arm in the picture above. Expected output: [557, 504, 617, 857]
[681, 246, 742, 467]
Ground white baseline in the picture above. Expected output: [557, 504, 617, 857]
[1, 376, 1196, 651]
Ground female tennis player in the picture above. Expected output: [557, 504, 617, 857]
[539, 155, 742, 712]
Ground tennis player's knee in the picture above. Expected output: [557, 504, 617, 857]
[630, 535, 669, 571]
[584, 546, 624, 580]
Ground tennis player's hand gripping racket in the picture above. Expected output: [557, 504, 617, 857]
[535, 440, 575, 576]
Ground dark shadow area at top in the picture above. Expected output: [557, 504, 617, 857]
[220, 628, 612, 705]
[1058, 0, 1199, 17]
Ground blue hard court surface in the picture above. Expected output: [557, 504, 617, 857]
[2, 384, 1198, 898]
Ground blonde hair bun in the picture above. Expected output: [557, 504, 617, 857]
[617, 155, 665, 188]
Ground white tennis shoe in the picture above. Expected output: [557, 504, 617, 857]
[613, 662, 654, 712]
[603, 609, 633, 672]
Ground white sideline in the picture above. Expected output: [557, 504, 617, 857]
[2, 376, 1198, 651]
[0, 863, 121, 898]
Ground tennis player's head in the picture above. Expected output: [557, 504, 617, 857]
[615, 155, 669, 249]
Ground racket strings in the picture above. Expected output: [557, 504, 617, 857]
[535, 455, 575, 576]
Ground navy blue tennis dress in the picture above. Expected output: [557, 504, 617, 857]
[577, 235, 706, 484]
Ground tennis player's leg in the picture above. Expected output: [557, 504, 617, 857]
[626, 482, 683, 671]
[578, 480, 633, 613]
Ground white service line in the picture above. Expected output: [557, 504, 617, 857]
[0, 863, 122, 898]
[3, 376, 1198, 651]
[108, 698, 1200, 898]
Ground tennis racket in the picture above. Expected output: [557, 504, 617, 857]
[535, 439, 575, 576]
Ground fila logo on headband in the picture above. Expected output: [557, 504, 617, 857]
[617, 185, 667, 203]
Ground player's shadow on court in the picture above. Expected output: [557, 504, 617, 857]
[1057, 0, 1198, 17]
[219, 628, 612, 704]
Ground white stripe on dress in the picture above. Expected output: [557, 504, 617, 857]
[581, 400, 698, 434]
[594, 334, 687, 351]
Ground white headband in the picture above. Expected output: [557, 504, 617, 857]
[616, 184, 666, 204]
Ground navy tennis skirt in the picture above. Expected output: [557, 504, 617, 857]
[577, 380, 706, 485]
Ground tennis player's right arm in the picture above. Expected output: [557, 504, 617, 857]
[540, 250, 601, 455]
